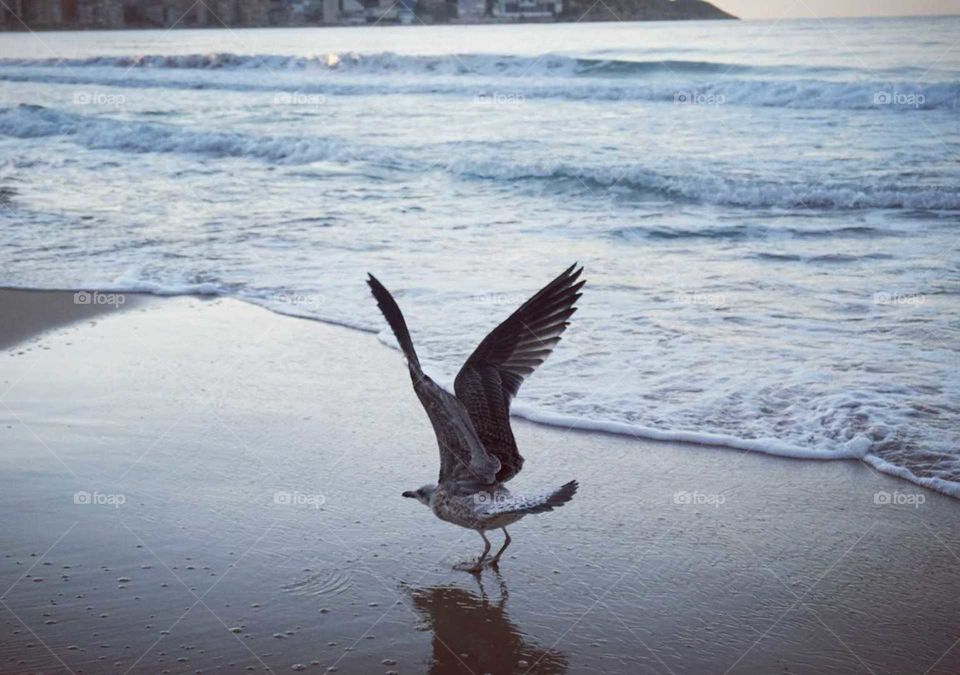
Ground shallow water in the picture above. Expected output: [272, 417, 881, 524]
[0, 18, 958, 495]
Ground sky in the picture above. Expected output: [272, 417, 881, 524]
[711, 0, 960, 19]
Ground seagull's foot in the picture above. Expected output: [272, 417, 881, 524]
[454, 557, 504, 573]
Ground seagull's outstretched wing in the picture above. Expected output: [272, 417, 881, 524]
[454, 264, 585, 483]
[367, 274, 500, 487]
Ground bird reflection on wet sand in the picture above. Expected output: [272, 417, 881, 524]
[407, 575, 568, 674]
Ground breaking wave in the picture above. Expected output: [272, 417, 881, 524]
[0, 52, 802, 75]
[451, 158, 960, 210]
[0, 104, 357, 164]
[0, 53, 957, 110]
[3, 104, 958, 210]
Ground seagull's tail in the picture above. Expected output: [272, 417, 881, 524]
[488, 480, 579, 517]
[367, 273, 421, 372]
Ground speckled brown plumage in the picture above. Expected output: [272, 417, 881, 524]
[368, 266, 584, 571]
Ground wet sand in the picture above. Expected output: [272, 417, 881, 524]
[1, 289, 958, 674]
[0, 288, 144, 351]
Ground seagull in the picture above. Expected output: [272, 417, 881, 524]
[367, 264, 584, 573]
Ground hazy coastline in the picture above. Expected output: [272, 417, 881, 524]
[0, 0, 734, 32]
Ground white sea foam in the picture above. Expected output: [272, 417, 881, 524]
[105, 268, 225, 296]
[509, 406, 960, 499]
[364, 331, 959, 499]
[509, 402, 862, 460]
[862, 455, 960, 499]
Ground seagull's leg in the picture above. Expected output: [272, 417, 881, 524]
[474, 572, 487, 600]
[468, 530, 491, 573]
[490, 527, 512, 566]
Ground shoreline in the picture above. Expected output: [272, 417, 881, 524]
[2, 288, 959, 673]
[5, 284, 957, 502]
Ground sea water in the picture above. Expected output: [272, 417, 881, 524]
[1, 17, 957, 495]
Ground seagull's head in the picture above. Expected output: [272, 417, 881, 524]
[402, 484, 436, 507]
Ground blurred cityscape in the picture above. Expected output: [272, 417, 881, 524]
[1, 0, 731, 29]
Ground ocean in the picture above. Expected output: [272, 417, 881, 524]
[1, 17, 957, 496]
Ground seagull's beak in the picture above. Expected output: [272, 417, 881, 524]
[402, 491, 416, 499]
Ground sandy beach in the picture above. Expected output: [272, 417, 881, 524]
[1, 288, 958, 675]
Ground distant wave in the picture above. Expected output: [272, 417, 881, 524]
[0, 104, 358, 164]
[3, 105, 958, 211]
[0, 52, 793, 76]
[0, 55, 957, 111]
[453, 158, 960, 210]
[612, 224, 892, 242]
[0, 51, 934, 80]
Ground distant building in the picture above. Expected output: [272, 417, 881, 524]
[3, 0, 124, 28]
[1, 0, 55, 27]
[1, 0, 729, 29]
[457, 0, 486, 21]
[416, 0, 455, 22]
[293, 0, 413, 23]
[339, 0, 365, 23]
[124, 0, 279, 27]
[1, 0, 289, 28]
[289, 0, 340, 24]
[363, 0, 398, 23]
[397, 0, 416, 23]
[495, 0, 560, 18]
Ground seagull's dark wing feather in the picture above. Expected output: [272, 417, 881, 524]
[367, 274, 500, 486]
[455, 265, 585, 483]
